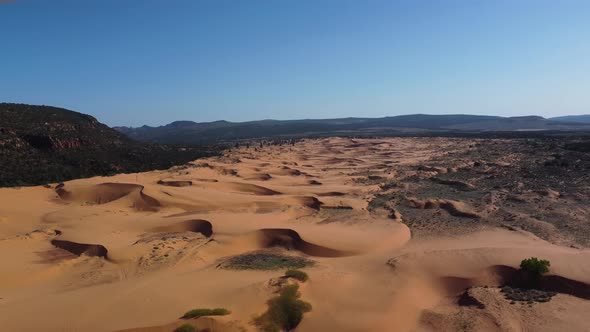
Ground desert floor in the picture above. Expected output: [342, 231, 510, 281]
[1, 137, 590, 332]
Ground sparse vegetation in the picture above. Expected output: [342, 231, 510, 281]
[174, 323, 198, 332]
[219, 252, 314, 270]
[254, 284, 312, 332]
[181, 308, 230, 319]
[501, 286, 556, 304]
[284, 269, 309, 282]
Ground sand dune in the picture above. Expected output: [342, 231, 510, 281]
[16, 228, 62, 240]
[245, 173, 272, 181]
[316, 191, 346, 197]
[50, 239, 108, 258]
[194, 178, 219, 183]
[118, 316, 242, 332]
[224, 182, 282, 195]
[56, 182, 141, 204]
[273, 166, 304, 176]
[252, 228, 353, 257]
[292, 196, 323, 210]
[56, 182, 160, 211]
[1, 137, 589, 332]
[408, 197, 480, 219]
[151, 219, 213, 238]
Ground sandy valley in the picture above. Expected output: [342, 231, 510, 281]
[1, 137, 590, 332]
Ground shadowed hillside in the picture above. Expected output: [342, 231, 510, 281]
[0, 103, 219, 187]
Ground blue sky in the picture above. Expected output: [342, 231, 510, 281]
[1, 0, 589, 126]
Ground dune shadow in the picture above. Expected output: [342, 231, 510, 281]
[151, 219, 213, 238]
[50, 239, 108, 259]
[439, 265, 590, 301]
[255, 228, 353, 257]
[228, 182, 282, 195]
[489, 265, 590, 300]
[317, 192, 346, 197]
[157, 180, 193, 187]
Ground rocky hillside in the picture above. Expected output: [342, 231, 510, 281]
[0, 103, 218, 187]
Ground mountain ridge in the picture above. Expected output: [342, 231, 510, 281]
[114, 114, 590, 144]
[550, 115, 590, 124]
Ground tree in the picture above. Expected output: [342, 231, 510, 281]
[519, 257, 550, 287]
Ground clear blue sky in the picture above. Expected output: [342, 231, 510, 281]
[1, 0, 589, 126]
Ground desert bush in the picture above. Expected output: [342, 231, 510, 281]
[254, 284, 312, 332]
[174, 324, 197, 332]
[181, 308, 231, 319]
[219, 252, 314, 270]
[520, 257, 550, 278]
[285, 269, 309, 282]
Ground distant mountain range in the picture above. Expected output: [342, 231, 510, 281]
[2, 102, 589, 187]
[550, 115, 590, 124]
[115, 114, 590, 144]
[0, 103, 218, 187]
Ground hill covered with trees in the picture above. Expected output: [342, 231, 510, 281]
[0, 103, 218, 187]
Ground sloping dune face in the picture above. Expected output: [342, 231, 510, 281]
[50, 239, 108, 258]
[2, 137, 590, 332]
[407, 198, 480, 219]
[254, 228, 352, 257]
[151, 219, 213, 238]
[56, 182, 160, 211]
[292, 196, 323, 210]
[245, 173, 272, 181]
[56, 182, 140, 204]
[225, 182, 282, 195]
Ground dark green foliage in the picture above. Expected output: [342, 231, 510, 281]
[181, 308, 230, 319]
[520, 257, 551, 278]
[284, 269, 309, 282]
[219, 252, 314, 270]
[174, 323, 198, 332]
[0, 103, 221, 187]
[254, 284, 312, 332]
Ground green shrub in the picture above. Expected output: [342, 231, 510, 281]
[181, 308, 231, 319]
[174, 324, 197, 332]
[520, 257, 550, 278]
[219, 252, 314, 270]
[285, 269, 309, 282]
[254, 284, 312, 332]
